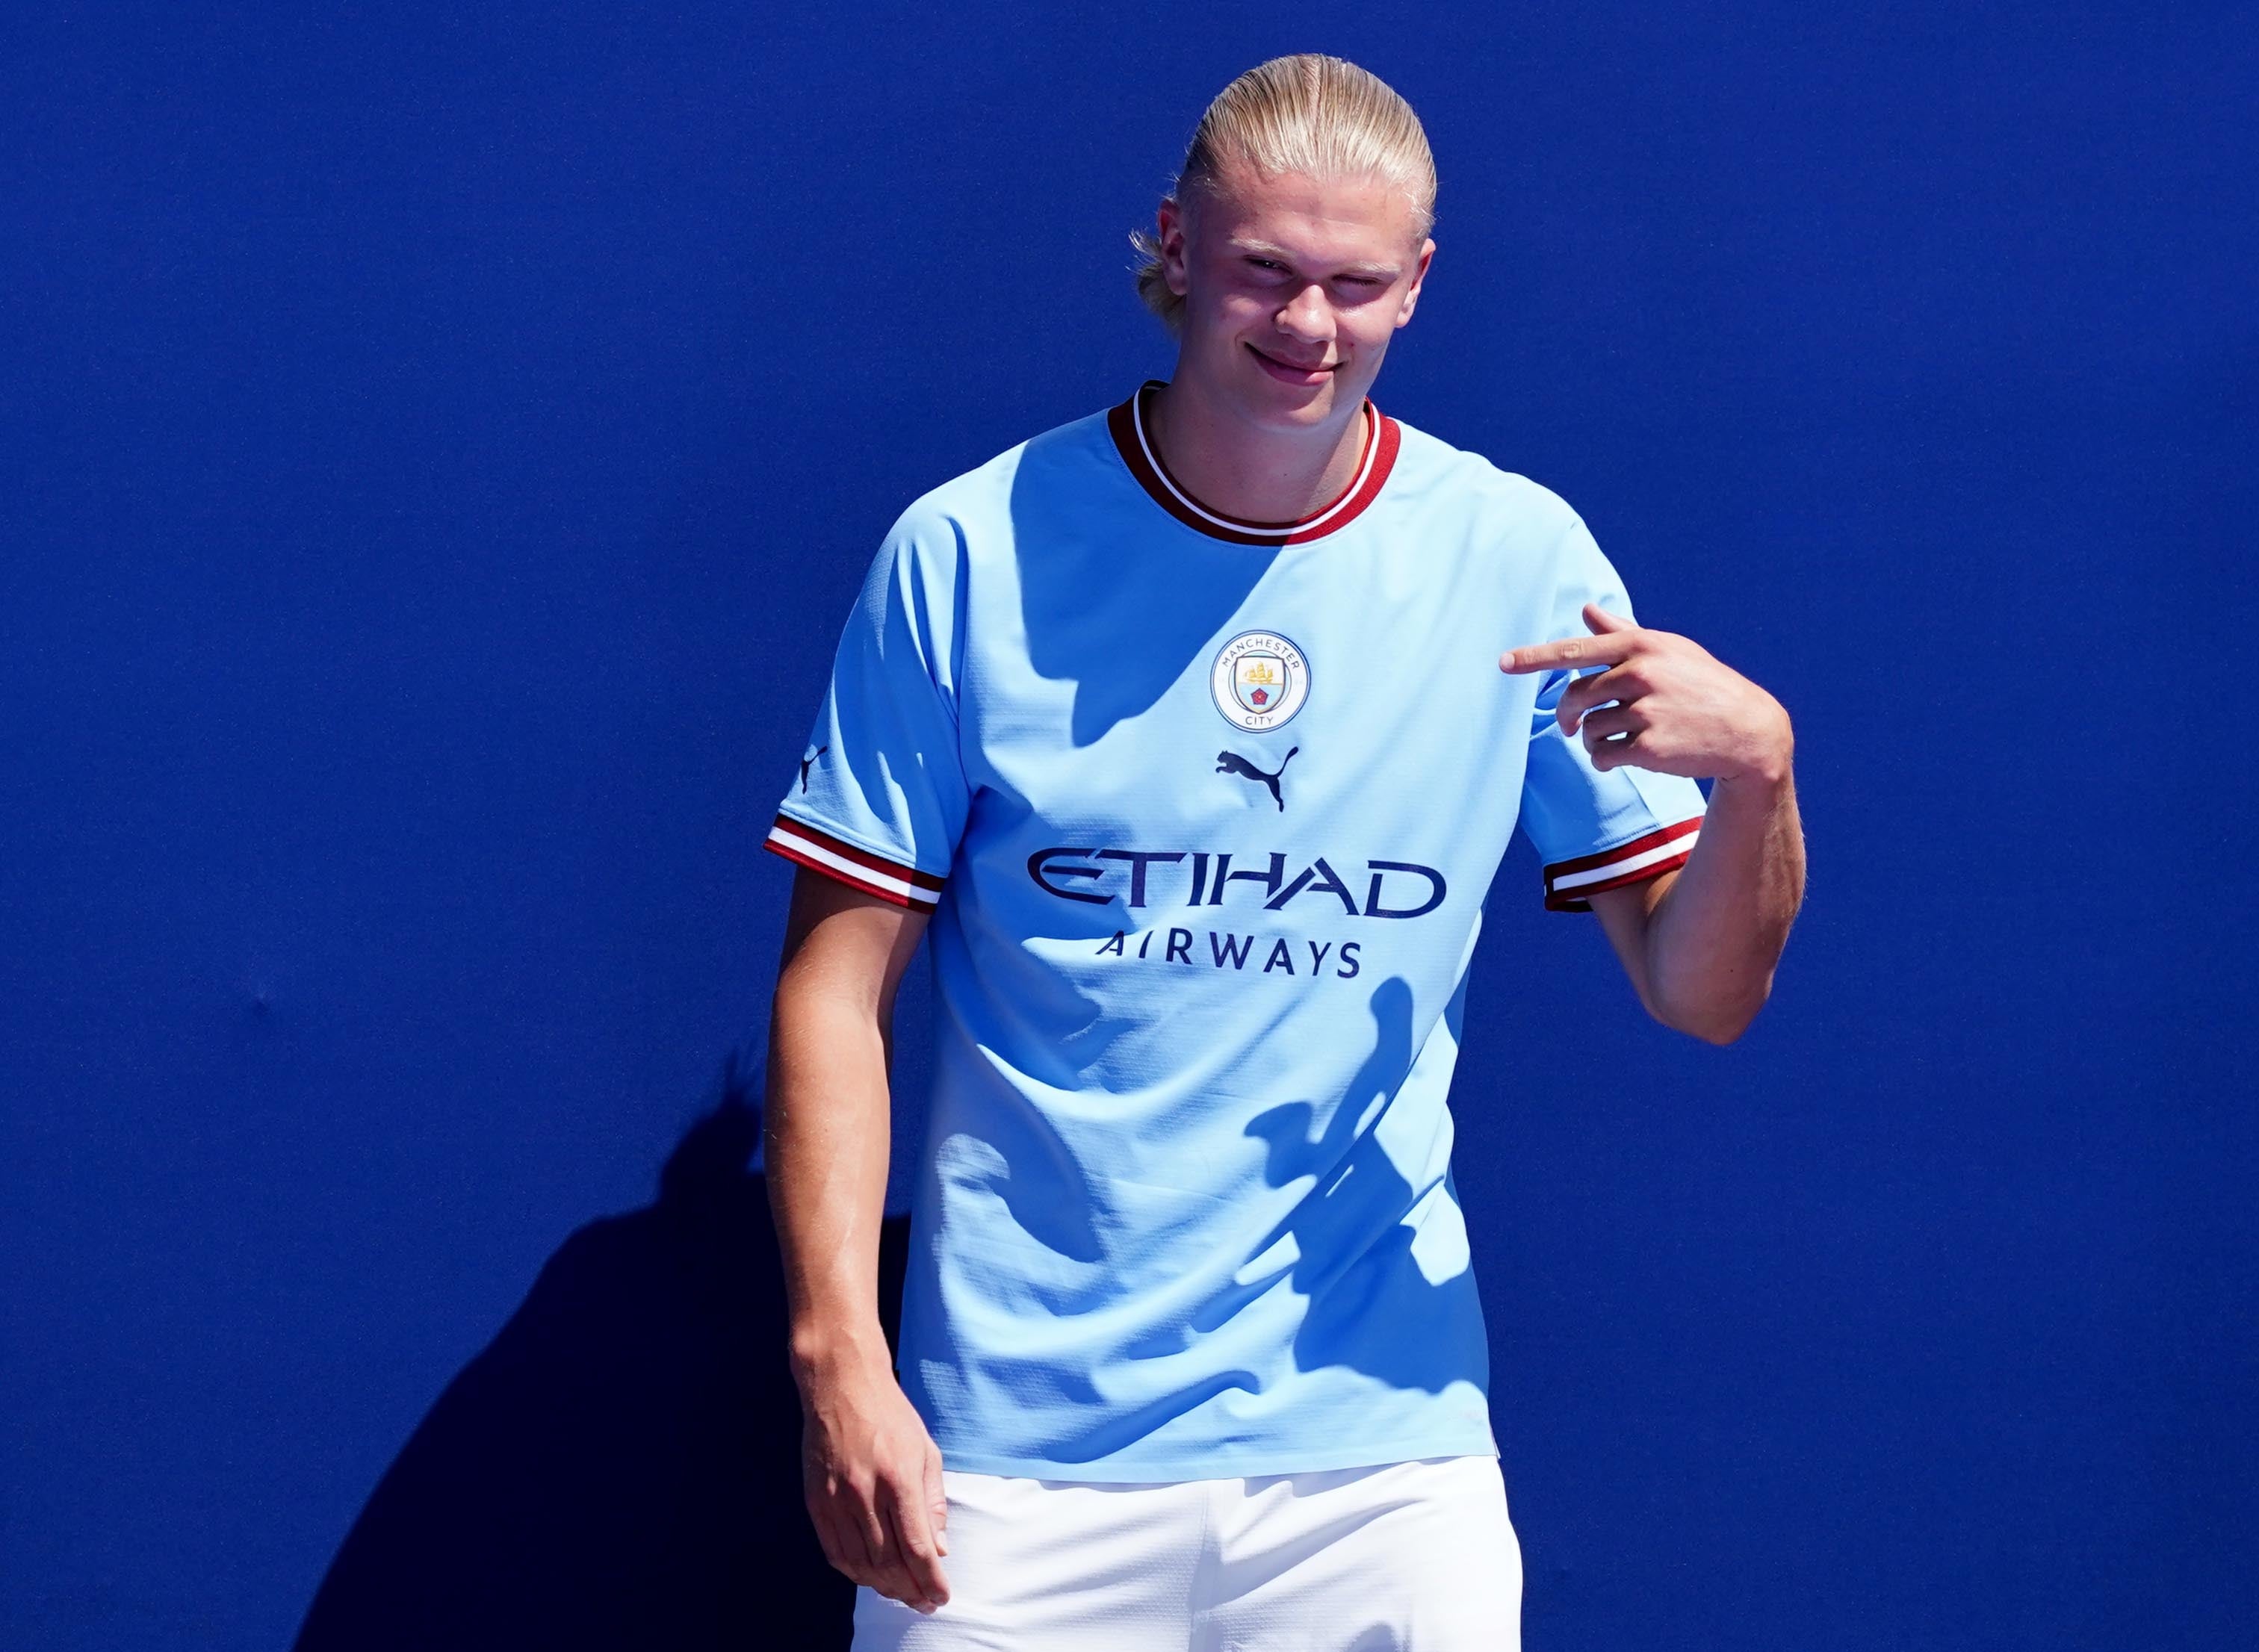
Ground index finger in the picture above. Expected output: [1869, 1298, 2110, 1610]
[1500, 633, 1637, 674]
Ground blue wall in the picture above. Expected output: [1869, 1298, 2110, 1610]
[4, 4, 2252, 1648]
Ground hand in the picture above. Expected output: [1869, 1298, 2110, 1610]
[1501, 603, 1792, 785]
[797, 1346, 952, 1615]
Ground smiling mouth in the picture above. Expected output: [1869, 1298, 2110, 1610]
[1247, 343, 1338, 374]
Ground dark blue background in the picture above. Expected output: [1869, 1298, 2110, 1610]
[4, 4, 2252, 1648]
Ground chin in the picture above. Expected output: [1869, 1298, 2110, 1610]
[1235, 357, 1354, 426]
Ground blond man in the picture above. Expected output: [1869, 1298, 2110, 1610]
[764, 53, 1804, 1651]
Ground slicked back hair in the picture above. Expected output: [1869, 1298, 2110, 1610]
[1129, 55, 1437, 335]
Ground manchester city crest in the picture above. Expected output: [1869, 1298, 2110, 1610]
[1209, 630, 1310, 732]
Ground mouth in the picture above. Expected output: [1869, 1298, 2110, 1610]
[1245, 343, 1340, 384]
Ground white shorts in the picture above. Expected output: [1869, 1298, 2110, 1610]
[851, 1453, 1522, 1652]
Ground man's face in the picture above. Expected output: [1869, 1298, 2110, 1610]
[1156, 158, 1434, 432]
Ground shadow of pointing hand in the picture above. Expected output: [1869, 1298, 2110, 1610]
[294, 1053, 908, 1652]
[1236, 977, 1488, 1397]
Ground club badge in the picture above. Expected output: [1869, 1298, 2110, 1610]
[1209, 630, 1310, 732]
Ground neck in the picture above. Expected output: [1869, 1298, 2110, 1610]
[1145, 370, 1369, 527]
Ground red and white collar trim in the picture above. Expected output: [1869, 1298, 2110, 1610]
[1106, 380, 1401, 545]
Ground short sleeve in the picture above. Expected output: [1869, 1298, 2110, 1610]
[763, 511, 972, 914]
[1517, 506, 1708, 913]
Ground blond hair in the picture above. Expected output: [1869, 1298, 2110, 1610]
[1129, 55, 1437, 334]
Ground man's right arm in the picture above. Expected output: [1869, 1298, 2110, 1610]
[766, 865, 952, 1615]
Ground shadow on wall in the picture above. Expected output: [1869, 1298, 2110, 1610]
[293, 1054, 908, 1652]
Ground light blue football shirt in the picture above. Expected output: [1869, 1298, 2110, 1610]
[766, 382, 1708, 1480]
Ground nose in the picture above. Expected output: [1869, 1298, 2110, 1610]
[1275, 281, 1335, 348]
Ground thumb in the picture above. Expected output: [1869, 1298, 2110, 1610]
[1583, 601, 1635, 633]
[926, 1444, 949, 1556]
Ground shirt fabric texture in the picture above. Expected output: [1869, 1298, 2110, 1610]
[766, 383, 1708, 1481]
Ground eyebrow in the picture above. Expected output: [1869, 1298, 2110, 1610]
[1230, 238, 1403, 280]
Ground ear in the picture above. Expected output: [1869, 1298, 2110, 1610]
[1155, 196, 1192, 299]
[1395, 237, 1436, 329]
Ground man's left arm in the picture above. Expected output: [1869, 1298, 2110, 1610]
[1503, 602, 1807, 1046]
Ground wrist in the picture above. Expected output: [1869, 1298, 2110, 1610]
[1719, 706, 1794, 789]
[788, 1321, 895, 1391]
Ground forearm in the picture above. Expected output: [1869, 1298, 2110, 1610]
[765, 973, 897, 1383]
[1646, 756, 1806, 1044]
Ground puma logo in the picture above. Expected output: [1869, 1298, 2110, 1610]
[799, 745, 827, 792]
[1216, 746, 1297, 811]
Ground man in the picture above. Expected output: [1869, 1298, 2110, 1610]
[763, 53, 1804, 1652]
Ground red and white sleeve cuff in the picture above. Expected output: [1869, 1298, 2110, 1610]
[764, 813, 945, 913]
[1542, 816, 1703, 913]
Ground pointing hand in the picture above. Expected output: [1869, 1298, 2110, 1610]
[1501, 603, 1792, 785]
